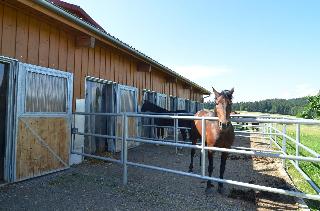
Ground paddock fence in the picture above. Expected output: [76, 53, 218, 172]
[71, 112, 320, 201]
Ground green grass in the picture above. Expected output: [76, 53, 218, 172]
[273, 124, 320, 210]
[236, 111, 320, 209]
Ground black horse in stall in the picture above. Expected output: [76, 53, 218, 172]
[140, 101, 193, 141]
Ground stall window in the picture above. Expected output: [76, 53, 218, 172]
[25, 72, 67, 113]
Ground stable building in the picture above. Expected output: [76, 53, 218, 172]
[0, 0, 210, 184]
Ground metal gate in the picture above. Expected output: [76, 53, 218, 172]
[14, 63, 73, 182]
[0, 56, 17, 183]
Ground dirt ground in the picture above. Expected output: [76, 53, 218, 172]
[0, 135, 301, 210]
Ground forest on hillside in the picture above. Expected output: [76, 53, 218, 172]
[204, 97, 309, 116]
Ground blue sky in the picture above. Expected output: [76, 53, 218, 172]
[66, 0, 320, 102]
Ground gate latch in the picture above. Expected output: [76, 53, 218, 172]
[72, 127, 79, 134]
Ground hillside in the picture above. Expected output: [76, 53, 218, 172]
[204, 97, 309, 116]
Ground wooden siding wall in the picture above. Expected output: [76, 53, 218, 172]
[0, 3, 204, 110]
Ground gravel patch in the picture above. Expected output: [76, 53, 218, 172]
[0, 136, 299, 210]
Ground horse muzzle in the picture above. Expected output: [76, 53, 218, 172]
[218, 121, 232, 130]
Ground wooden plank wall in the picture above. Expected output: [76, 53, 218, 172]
[0, 3, 204, 109]
[16, 117, 69, 181]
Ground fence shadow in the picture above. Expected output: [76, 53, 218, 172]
[125, 127, 299, 210]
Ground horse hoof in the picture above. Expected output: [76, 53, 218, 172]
[188, 169, 193, 173]
[217, 187, 224, 194]
[205, 187, 214, 195]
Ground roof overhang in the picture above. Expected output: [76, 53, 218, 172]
[29, 0, 211, 95]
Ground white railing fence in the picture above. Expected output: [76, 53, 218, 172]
[71, 112, 320, 201]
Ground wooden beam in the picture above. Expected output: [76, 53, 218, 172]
[183, 83, 191, 89]
[166, 76, 177, 83]
[137, 62, 151, 72]
[76, 35, 95, 48]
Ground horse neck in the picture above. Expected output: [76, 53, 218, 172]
[214, 108, 231, 121]
[213, 108, 218, 117]
[144, 102, 168, 113]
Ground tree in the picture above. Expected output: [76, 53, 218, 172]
[301, 94, 320, 119]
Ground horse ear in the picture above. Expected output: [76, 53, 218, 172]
[212, 87, 220, 98]
[230, 88, 234, 95]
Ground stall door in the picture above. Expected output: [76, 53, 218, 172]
[14, 63, 73, 181]
[170, 96, 177, 112]
[177, 98, 186, 111]
[142, 91, 156, 138]
[190, 101, 197, 114]
[156, 93, 167, 109]
[116, 85, 138, 151]
[0, 61, 12, 183]
[85, 78, 116, 153]
[0, 57, 17, 183]
[0, 63, 8, 182]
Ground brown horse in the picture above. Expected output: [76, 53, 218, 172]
[189, 87, 235, 193]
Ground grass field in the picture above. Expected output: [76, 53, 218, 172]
[274, 124, 320, 210]
[236, 111, 320, 210]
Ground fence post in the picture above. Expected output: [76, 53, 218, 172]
[262, 123, 267, 143]
[296, 124, 300, 166]
[269, 123, 272, 148]
[274, 123, 277, 144]
[282, 124, 287, 168]
[201, 118, 206, 177]
[174, 114, 178, 154]
[123, 113, 128, 185]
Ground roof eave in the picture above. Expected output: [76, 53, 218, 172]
[35, 0, 211, 95]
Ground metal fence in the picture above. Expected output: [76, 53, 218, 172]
[71, 112, 320, 201]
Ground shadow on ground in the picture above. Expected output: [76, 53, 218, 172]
[0, 135, 300, 210]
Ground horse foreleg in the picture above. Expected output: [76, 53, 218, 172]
[189, 148, 195, 172]
[218, 152, 228, 193]
[206, 150, 214, 191]
[188, 139, 197, 172]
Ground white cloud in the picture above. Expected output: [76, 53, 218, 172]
[173, 65, 231, 81]
[171, 65, 234, 102]
[280, 83, 318, 99]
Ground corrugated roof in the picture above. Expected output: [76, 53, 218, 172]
[46, 0, 211, 95]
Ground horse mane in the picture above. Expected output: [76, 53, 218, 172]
[141, 100, 169, 113]
[220, 90, 233, 101]
[141, 101, 189, 114]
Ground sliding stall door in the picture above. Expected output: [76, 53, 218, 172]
[14, 63, 73, 181]
[116, 85, 138, 151]
[0, 63, 9, 182]
[0, 57, 17, 184]
[85, 79, 116, 153]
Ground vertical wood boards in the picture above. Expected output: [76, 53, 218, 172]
[99, 47, 106, 79]
[27, 17, 39, 65]
[38, 22, 50, 67]
[0, 2, 204, 110]
[87, 47, 95, 77]
[74, 47, 82, 101]
[105, 47, 111, 80]
[16, 117, 69, 181]
[58, 30, 68, 71]
[67, 34, 75, 73]
[49, 25, 59, 69]
[0, 4, 3, 53]
[1, 5, 16, 58]
[80, 47, 88, 98]
[15, 12, 28, 62]
[94, 46, 101, 78]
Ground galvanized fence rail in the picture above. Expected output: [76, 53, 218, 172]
[71, 112, 320, 201]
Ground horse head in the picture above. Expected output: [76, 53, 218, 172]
[141, 100, 151, 112]
[212, 87, 234, 130]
